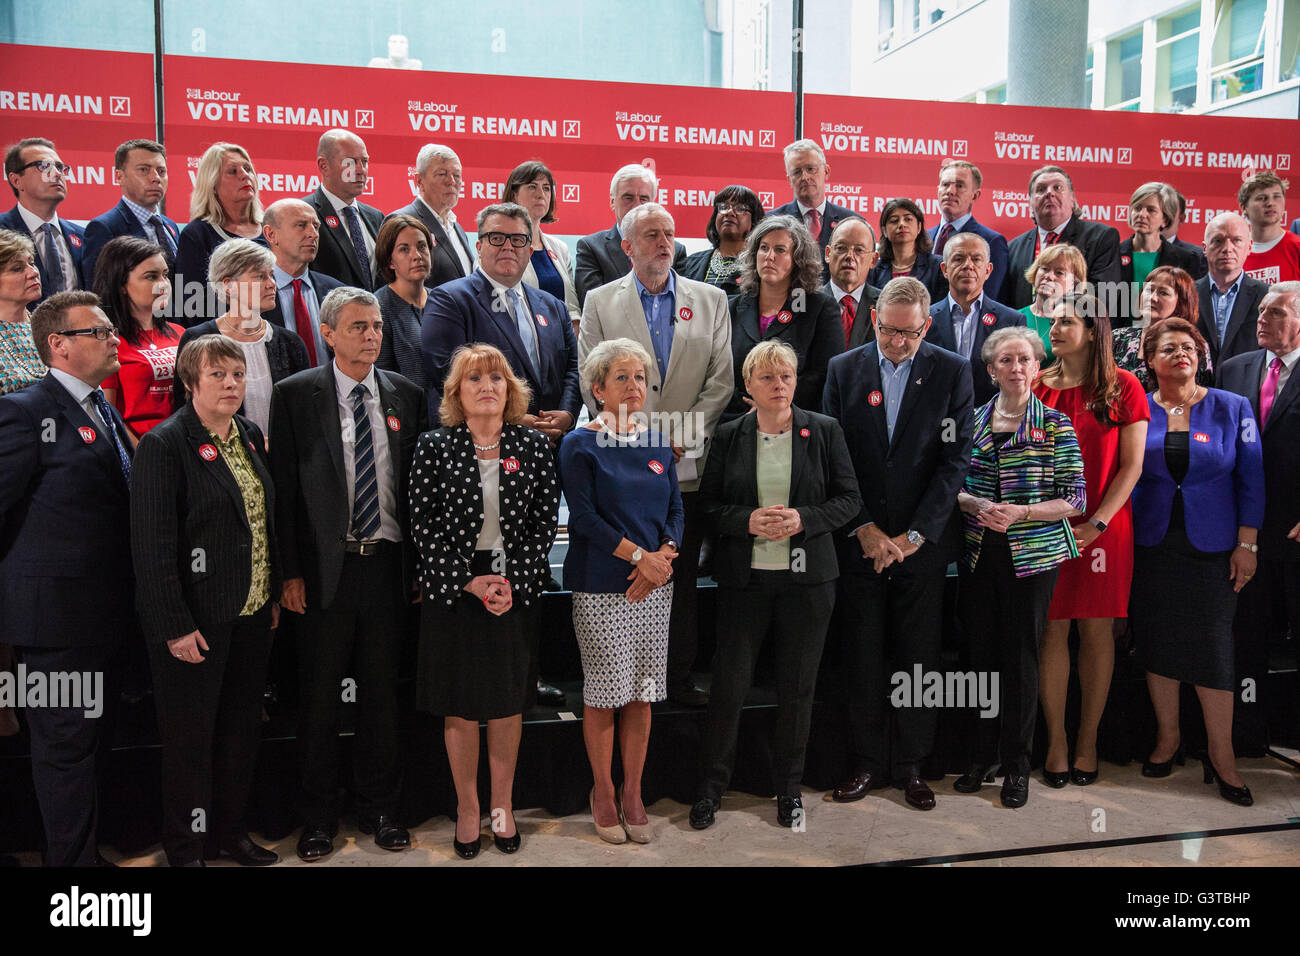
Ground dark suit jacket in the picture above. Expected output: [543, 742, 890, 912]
[172, 219, 270, 317]
[1196, 272, 1267, 368]
[304, 187, 382, 290]
[868, 254, 948, 308]
[262, 268, 345, 339]
[80, 199, 180, 287]
[823, 341, 975, 572]
[725, 290, 843, 420]
[173, 321, 310, 411]
[1169, 236, 1208, 280]
[927, 216, 1010, 304]
[421, 271, 581, 422]
[269, 364, 427, 609]
[574, 225, 687, 307]
[768, 199, 857, 250]
[1001, 216, 1122, 309]
[842, 283, 882, 349]
[925, 295, 1026, 408]
[1217, 350, 1300, 560]
[1116, 236, 1204, 323]
[1290, 217, 1300, 235]
[130, 405, 280, 644]
[0, 205, 86, 302]
[699, 405, 861, 587]
[0, 374, 134, 647]
[383, 199, 475, 291]
[681, 247, 741, 299]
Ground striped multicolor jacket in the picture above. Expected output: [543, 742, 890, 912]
[962, 394, 1086, 577]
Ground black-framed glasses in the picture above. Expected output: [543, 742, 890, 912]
[876, 325, 925, 341]
[481, 232, 530, 248]
[57, 326, 117, 341]
[715, 203, 750, 215]
[18, 160, 70, 176]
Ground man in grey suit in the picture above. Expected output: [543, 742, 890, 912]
[580, 203, 732, 705]
[304, 129, 382, 290]
[574, 163, 686, 308]
[384, 143, 475, 291]
[825, 216, 881, 349]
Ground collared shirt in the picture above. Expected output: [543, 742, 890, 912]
[828, 278, 865, 309]
[120, 195, 169, 248]
[1262, 344, 1300, 398]
[947, 293, 983, 359]
[207, 423, 271, 615]
[416, 195, 472, 274]
[18, 203, 78, 290]
[333, 360, 401, 542]
[321, 186, 376, 262]
[1209, 271, 1243, 344]
[795, 198, 828, 220]
[274, 264, 327, 363]
[479, 268, 541, 373]
[878, 353, 913, 443]
[633, 269, 677, 382]
[938, 211, 973, 232]
[49, 366, 111, 431]
[1036, 218, 1072, 254]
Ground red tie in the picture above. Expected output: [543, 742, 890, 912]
[1260, 356, 1283, 427]
[935, 223, 954, 256]
[292, 279, 318, 366]
[840, 294, 856, 347]
[1038, 230, 1060, 257]
[807, 208, 822, 240]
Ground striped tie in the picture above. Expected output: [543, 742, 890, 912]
[350, 383, 380, 540]
[91, 388, 131, 486]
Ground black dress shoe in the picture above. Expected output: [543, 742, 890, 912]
[1203, 761, 1253, 806]
[1070, 766, 1099, 786]
[1000, 774, 1029, 808]
[1142, 757, 1175, 778]
[668, 681, 709, 707]
[953, 764, 996, 793]
[831, 770, 880, 802]
[776, 795, 803, 828]
[297, 824, 334, 861]
[901, 776, 936, 810]
[359, 814, 410, 851]
[453, 834, 482, 859]
[535, 680, 566, 707]
[689, 797, 719, 829]
[213, 834, 278, 867]
[1041, 768, 1069, 788]
[491, 810, 521, 853]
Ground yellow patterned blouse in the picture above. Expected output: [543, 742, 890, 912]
[208, 425, 270, 615]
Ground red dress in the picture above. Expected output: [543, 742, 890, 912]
[1033, 369, 1149, 619]
[101, 324, 185, 436]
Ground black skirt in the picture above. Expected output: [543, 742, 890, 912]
[416, 551, 531, 720]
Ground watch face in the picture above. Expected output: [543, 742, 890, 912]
[907, 531, 921, 544]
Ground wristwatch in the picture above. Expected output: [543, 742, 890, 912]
[1089, 517, 1108, 533]
[660, 538, 678, 552]
[1236, 541, 1258, 553]
[630, 547, 644, 563]
[906, 530, 925, 546]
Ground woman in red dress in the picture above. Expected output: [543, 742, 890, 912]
[1033, 292, 1149, 787]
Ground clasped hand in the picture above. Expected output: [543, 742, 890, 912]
[748, 506, 803, 541]
[466, 574, 513, 616]
[625, 547, 676, 603]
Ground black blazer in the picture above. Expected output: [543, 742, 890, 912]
[925, 295, 1027, 408]
[81, 198, 180, 287]
[1002, 216, 1122, 309]
[1217, 350, 1300, 559]
[867, 254, 948, 308]
[304, 187, 383, 290]
[1116, 236, 1203, 323]
[725, 290, 843, 420]
[681, 247, 741, 299]
[823, 341, 975, 572]
[383, 200, 475, 291]
[131, 405, 280, 644]
[1169, 236, 1208, 280]
[269, 364, 427, 609]
[0, 374, 134, 648]
[0, 205, 86, 302]
[841, 283, 882, 349]
[172, 219, 270, 308]
[700, 406, 861, 587]
[574, 225, 687, 307]
[768, 199, 857, 250]
[1197, 272, 1268, 367]
[173, 321, 310, 412]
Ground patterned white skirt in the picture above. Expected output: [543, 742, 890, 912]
[571, 584, 674, 708]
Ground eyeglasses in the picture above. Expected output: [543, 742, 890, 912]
[715, 203, 750, 215]
[18, 160, 70, 176]
[876, 325, 925, 341]
[481, 232, 530, 248]
[1157, 344, 1198, 357]
[57, 326, 117, 341]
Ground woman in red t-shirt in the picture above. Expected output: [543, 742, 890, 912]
[92, 236, 184, 443]
[1033, 292, 1150, 788]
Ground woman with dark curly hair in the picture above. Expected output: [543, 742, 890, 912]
[724, 214, 842, 420]
[681, 185, 765, 299]
[868, 197, 947, 306]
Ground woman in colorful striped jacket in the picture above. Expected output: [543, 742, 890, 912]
[952, 326, 1086, 809]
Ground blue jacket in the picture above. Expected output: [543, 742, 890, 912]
[81, 198, 180, 287]
[927, 216, 1009, 304]
[925, 294, 1025, 408]
[0, 205, 86, 304]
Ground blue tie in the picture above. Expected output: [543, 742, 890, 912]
[340, 205, 372, 287]
[511, 288, 541, 379]
[42, 223, 66, 293]
[91, 389, 131, 486]
[350, 383, 380, 540]
[149, 215, 177, 257]
[1213, 290, 1231, 345]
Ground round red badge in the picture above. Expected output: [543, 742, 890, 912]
[69, 234, 82, 247]
[535, 313, 548, 327]
[386, 415, 401, 432]
[198, 444, 218, 461]
[647, 460, 664, 475]
[981, 313, 996, 326]
[324, 215, 340, 228]
[678, 307, 693, 322]
[777, 310, 793, 324]
[547, 248, 558, 260]
[1030, 427, 1045, 442]
[78, 426, 96, 444]
[1193, 432, 1209, 443]
[1120, 255, 1132, 266]
[502, 457, 520, 473]
[800, 427, 810, 437]
[868, 390, 883, 406]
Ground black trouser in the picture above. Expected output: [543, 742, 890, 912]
[15, 640, 123, 866]
[667, 489, 704, 687]
[297, 544, 403, 824]
[839, 557, 945, 781]
[1232, 552, 1300, 751]
[698, 572, 836, 800]
[958, 533, 1058, 776]
[147, 603, 273, 866]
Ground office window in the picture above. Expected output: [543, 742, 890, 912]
[1210, 0, 1267, 102]
[1280, 0, 1300, 83]
[1156, 6, 1201, 112]
[1106, 30, 1143, 109]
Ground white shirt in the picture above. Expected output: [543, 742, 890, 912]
[1262, 344, 1300, 398]
[795, 199, 828, 224]
[321, 186, 376, 262]
[1037, 219, 1071, 250]
[947, 293, 983, 359]
[49, 366, 111, 431]
[828, 278, 866, 308]
[332, 360, 401, 542]
[234, 324, 274, 435]
[479, 268, 540, 361]
[416, 195, 473, 275]
[474, 458, 505, 551]
[18, 203, 79, 291]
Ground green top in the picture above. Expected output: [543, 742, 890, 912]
[208, 425, 270, 615]
[1020, 305, 1055, 364]
[0, 319, 47, 395]
[752, 429, 793, 570]
[1132, 249, 1159, 288]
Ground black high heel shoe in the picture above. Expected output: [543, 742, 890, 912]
[1142, 747, 1184, 778]
[1069, 764, 1099, 786]
[493, 811, 521, 854]
[1203, 761, 1253, 807]
[1041, 768, 1069, 789]
[453, 814, 482, 859]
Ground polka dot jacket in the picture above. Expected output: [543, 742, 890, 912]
[410, 422, 561, 606]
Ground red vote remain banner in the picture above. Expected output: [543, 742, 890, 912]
[0, 44, 158, 219]
[804, 93, 1296, 239]
[161, 54, 793, 237]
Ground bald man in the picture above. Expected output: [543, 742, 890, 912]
[263, 198, 345, 367]
[304, 129, 382, 289]
[1196, 212, 1268, 367]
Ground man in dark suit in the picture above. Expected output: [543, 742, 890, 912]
[2, 138, 85, 302]
[0, 291, 133, 866]
[1291, 217, 1299, 235]
[574, 163, 686, 307]
[1000, 164, 1121, 309]
[81, 139, 179, 287]
[262, 198, 344, 365]
[769, 139, 855, 279]
[825, 216, 881, 349]
[270, 287, 426, 861]
[926, 233, 1025, 407]
[928, 160, 1010, 302]
[1217, 282, 1300, 755]
[304, 129, 382, 290]
[1198, 212, 1268, 367]
[1160, 186, 1208, 280]
[383, 143, 475, 291]
[823, 276, 974, 811]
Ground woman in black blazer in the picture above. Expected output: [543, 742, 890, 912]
[725, 214, 843, 421]
[131, 334, 281, 867]
[867, 197, 948, 307]
[681, 185, 765, 300]
[690, 341, 861, 830]
[1117, 183, 1203, 324]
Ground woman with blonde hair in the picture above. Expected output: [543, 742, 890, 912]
[174, 142, 268, 298]
[1019, 242, 1086, 364]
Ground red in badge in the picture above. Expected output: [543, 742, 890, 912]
[981, 313, 996, 326]
[547, 248, 558, 260]
[535, 313, 548, 327]
[198, 443, 218, 461]
[678, 307, 693, 322]
[502, 457, 520, 473]
[1030, 427, 1045, 442]
[1120, 255, 1132, 266]
[324, 215, 340, 228]
[777, 310, 793, 324]
[647, 460, 664, 475]
[800, 427, 810, 437]
[68, 233, 82, 248]
[386, 415, 401, 432]
[1193, 432, 1209, 443]
[868, 390, 883, 406]
[78, 426, 96, 444]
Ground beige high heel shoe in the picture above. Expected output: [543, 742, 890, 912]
[617, 787, 653, 844]
[591, 789, 626, 844]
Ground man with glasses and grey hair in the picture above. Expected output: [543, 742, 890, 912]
[2, 137, 85, 302]
[770, 139, 855, 258]
[824, 276, 974, 811]
[269, 285, 427, 861]
[384, 142, 475, 290]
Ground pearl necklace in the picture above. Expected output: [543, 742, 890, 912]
[993, 396, 1028, 421]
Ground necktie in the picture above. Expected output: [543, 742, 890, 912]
[1213, 288, 1231, 345]
[840, 294, 856, 348]
[91, 388, 131, 486]
[42, 223, 66, 293]
[953, 302, 969, 357]
[350, 383, 380, 540]
[935, 222, 954, 256]
[512, 288, 541, 378]
[340, 205, 372, 287]
[806, 208, 822, 241]
[291, 279, 319, 366]
[149, 215, 177, 257]
[1041, 230, 1060, 256]
[1260, 356, 1283, 427]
